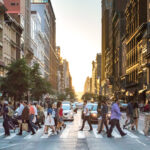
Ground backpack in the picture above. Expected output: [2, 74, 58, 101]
[8, 107, 14, 117]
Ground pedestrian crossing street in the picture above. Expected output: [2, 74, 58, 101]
[0, 122, 150, 141]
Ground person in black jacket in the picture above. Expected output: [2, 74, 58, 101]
[98, 101, 109, 134]
[3, 101, 10, 136]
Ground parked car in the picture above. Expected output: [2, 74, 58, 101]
[62, 104, 74, 121]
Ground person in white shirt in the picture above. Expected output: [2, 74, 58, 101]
[18, 101, 24, 119]
[80, 100, 93, 131]
[33, 103, 41, 128]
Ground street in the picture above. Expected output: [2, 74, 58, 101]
[0, 110, 150, 150]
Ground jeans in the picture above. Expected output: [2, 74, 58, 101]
[29, 115, 38, 130]
[99, 117, 109, 133]
[3, 119, 10, 135]
[81, 116, 93, 130]
[108, 119, 125, 136]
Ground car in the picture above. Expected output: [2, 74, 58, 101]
[62, 104, 74, 121]
[119, 100, 127, 111]
[87, 103, 98, 123]
[72, 103, 77, 113]
[76, 102, 83, 109]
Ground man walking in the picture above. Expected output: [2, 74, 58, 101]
[98, 101, 109, 134]
[17, 101, 35, 135]
[80, 100, 93, 131]
[123, 100, 134, 130]
[107, 99, 126, 138]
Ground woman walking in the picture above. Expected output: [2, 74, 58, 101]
[133, 102, 139, 131]
[44, 103, 56, 135]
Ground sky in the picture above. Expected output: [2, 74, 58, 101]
[51, 0, 101, 92]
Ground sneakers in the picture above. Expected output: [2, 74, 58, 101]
[17, 133, 22, 136]
[89, 129, 93, 132]
[121, 133, 127, 137]
[31, 132, 36, 135]
[79, 129, 83, 131]
[107, 135, 114, 138]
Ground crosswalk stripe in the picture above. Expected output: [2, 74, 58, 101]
[78, 131, 85, 139]
[93, 128, 103, 138]
[60, 127, 70, 138]
[112, 130, 121, 138]
[138, 130, 144, 135]
[5, 133, 16, 139]
[123, 129, 139, 138]
[24, 134, 33, 139]
[41, 133, 51, 139]
[0, 133, 4, 137]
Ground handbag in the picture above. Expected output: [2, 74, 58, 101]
[32, 116, 36, 123]
[22, 123, 28, 131]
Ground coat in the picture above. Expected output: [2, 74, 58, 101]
[22, 106, 29, 121]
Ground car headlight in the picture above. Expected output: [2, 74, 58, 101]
[91, 113, 97, 117]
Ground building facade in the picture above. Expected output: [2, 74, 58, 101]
[30, 10, 45, 77]
[4, 0, 33, 62]
[31, 0, 58, 91]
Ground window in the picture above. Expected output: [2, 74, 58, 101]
[11, 3, 15, 6]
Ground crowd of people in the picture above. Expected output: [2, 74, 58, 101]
[0, 98, 150, 138]
[80, 99, 150, 137]
[0, 101, 66, 137]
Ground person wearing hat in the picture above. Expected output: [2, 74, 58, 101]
[3, 101, 10, 136]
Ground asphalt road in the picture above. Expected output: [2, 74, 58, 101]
[0, 111, 150, 150]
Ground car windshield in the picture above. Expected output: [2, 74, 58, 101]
[87, 104, 97, 111]
[62, 105, 71, 110]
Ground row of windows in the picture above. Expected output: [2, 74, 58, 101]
[127, 50, 138, 67]
[127, 69, 138, 83]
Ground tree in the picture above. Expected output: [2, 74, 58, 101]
[81, 93, 94, 100]
[30, 63, 52, 101]
[0, 59, 30, 101]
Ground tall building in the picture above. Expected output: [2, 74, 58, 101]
[0, 2, 23, 77]
[101, 0, 113, 96]
[31, 0, 58, 91]
[125, 0, 147, 101]
[0, 1, 6, 77]
[30, 10, 45, 77]
[3, 0, 33, 61]
[84, 77, 91, 93]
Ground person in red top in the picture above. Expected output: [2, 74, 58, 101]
[28, 102, 38, 132]
[56, 102, 66, 133]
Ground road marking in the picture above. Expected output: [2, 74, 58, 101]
[78, 131, 85, 139]
[0, 133, 4, 137]
[112, 130, 121, 138]
[0, 144, 19, 150]
[24, 134, 33, 139]
[124, 130, 139, 138]
[60, 127, 70, 138]
[5, 133, 16, 139]
[138, 130, 144, 135]
[136, 139, 146, 146]
[93, 128, 103, 138]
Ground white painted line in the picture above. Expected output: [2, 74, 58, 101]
[136, 139, 146, 146]
[0, 144, 19, 150]
[60, 127, 70, 138]
[93, 128, 103, 138]
[124, 129, 139, 138]
[138, 130, 144, 135]
[112, 130, 121, 138]
[5, 133, 16, 139]
[0, 133, 4, 136]
[24, 134, 33, 140]
[78, 131, 85, 139]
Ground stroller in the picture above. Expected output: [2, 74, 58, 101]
[8, 117, 16, 133]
